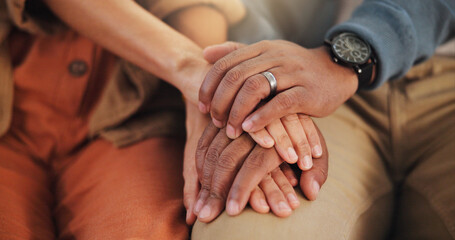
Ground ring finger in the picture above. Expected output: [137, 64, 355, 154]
[210, 56, 280, 128]
[225, 68, 283, 139]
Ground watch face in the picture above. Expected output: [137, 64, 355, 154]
[332, 33, 371, 64]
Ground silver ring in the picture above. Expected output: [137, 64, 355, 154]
[262, 71, 277, 99]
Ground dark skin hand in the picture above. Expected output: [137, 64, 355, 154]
[198, 40, 358, 136]
[193, 121, 328, 223]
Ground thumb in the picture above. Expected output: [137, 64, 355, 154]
[203, 41, 246, 63]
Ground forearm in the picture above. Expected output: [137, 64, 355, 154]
[165, 5, 228, 102]
[42, 0, 221, 102]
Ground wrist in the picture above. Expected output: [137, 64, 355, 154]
[185, 102, 211, 136]
[317, 46, 358, 98]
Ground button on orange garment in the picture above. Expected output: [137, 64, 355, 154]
[3, 29, 115, 161]
[68, 59, 89, 77]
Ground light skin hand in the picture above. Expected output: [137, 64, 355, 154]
[249, 163, 300, 216]
[198, 40, 358, 134]
[42, 0, 227, 105]
[249, 114, 323, 171]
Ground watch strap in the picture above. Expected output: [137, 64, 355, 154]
[357, 60, 375, 89]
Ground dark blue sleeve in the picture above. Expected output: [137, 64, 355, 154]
[326, 0, 455, 90]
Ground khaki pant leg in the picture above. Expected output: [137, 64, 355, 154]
[53, 137, 188, 240]
[391, 56, 455, 239]
[192, 93, 394, 240]
[0, 144, 55, 240]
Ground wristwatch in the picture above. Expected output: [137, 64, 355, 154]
[324, 32, 377, 89]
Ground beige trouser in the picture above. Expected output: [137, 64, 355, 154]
[192, 56, 455, 240]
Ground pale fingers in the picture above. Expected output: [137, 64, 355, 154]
[259, 173, 292, 218]
[281, 114, 313, 170]
[266, 119, 298, 164]
[249, 187, 270, 214]
[271, 168, 300, 209]
[248, 128, 275, 149]
[299, 114, 323, 158]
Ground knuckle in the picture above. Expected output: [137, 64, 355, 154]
[275, 133, 290, 146]
[276, 94, 295, 111]
[202, 170, 213, 183]
[213, 58, 230, 75]
[283, 114, 299, 123]
[205, 148, 221, 163]
[200, 183, 211, 193]
[299, 115, 313, 125]
[269, 190, 284, 200]
[244, 152, 266, 170]
[224, 69, 244, 87]
[243, 77, 263, 93]
[217, 154, 237, 170]
[296, 138, 311, 151]
[278, 183, 293, 194]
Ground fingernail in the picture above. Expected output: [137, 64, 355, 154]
[259, 199, 269, 208]
[278, 201, 292, 212]
[287, 148, 298, 163]
[287, 194, 300, 207]
[194, 199, 204, 214]
[212, 118, 223, 128]
[312, 180, 320, 199]
[227, 200, 240, 215]
[262, 136, 274, 148]
[226, 124, 237, 139]
[313, 145, 322, 157]
[199, 205, 211, 219]
[302, 155, 313, 170]
[242, 119, 253, 132]
[198, 101, 207, 113]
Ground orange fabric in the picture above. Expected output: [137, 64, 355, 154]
[0, 29, 188, 239]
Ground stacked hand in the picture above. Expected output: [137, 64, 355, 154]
[198, 40, 358, 134]
[184, 40, 355, 224]
[191, 121, 328, 223]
